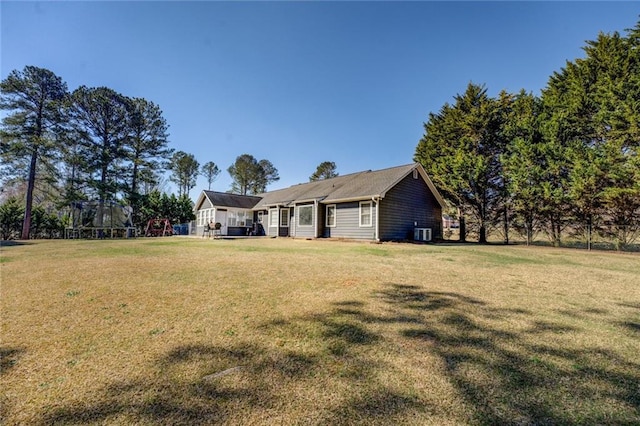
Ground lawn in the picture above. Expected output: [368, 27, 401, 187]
[1, 238, 639, 425]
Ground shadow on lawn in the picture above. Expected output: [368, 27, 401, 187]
[378, 284, 640, 425]
[0, 347, 25, 375]
[0, 240, 32, 247]
[39, 284, 640, 425]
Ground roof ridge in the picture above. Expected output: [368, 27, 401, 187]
[280, 163, 416, 190]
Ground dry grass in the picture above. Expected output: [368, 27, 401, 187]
[1, 238, 639, 425]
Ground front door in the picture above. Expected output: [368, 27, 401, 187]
[216, 210, 228, 235]
[280, 208, 290, 237]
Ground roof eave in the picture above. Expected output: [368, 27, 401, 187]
[193, 191, 212, 212]
[322, 194, 382, 204]
[416, 165, 446, 208]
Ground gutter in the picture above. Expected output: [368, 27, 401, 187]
[323, 194, 382, 204]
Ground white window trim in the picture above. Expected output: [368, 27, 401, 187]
[199, 208, 215, 226]
[359, 201, 373, 227]
[298, 205, 313, 227]
[326, 204, 336, 227]
[280, 208, 290, 227]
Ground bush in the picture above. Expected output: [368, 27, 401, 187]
[0, 197, 24, 240]
[0, 198, 65, 240]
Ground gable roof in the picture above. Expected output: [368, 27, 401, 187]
[253, 163, 445, 209]
[194, 190, 263, 211]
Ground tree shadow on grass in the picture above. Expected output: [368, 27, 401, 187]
[39, 343, 264, 424]
[619, 321, 640, 334]
[1, 347, 26, 422]
[37, 285, 640, 425]
[0, 347, 25, 375]
[381, 284, 640, 425]
[0, 240, 33, 247]
[39, 302, 432, 425]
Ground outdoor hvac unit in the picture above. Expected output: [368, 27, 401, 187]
[414, 227, 432, 242]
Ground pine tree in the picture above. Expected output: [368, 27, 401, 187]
[68, 86, 130, 203]
[310, 161, 338, 181]
[0, 66, 68, 239]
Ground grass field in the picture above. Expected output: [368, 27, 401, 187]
[1, 238, 639, 425]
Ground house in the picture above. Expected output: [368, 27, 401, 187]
[193, 163, 445, 241]
[193, 191, 262, 236]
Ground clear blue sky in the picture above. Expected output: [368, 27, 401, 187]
[2, 1, 638, 200]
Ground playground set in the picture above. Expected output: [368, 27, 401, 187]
[64, 201, 136, 239]
[64, 201, 178, 239]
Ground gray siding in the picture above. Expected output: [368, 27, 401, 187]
[379, 173, 442, 241]
[294, 203, 316, 238]
[322, 201, 376, 240]
[265, 208, 291, 237]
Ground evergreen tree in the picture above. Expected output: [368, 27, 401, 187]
[542, 22, 640, 248]
[415, 83, 507, 243]
[502, 91, 546, 244]
[169, 151, 199, 197]
[310, 161, 339, 181]
[124, 97, 172, 208]
[201, 161, 220, 190]
[68, 86, 130, 203]
[0, 197, 24, 240]
[0, 66, 68, 239]
[228, 154, 279, 195]
[175, 194, 195, 224]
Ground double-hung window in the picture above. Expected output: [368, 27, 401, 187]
[326, 205, 336, 227]
[359, 201, 372, 227]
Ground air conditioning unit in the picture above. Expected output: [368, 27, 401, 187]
[414, 228, 432, 242]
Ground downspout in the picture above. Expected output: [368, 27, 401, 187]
[373, 197, 380, 242]
[314, 199, 318, 238]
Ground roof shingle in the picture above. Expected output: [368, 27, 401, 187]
[253, 163, 419, 208]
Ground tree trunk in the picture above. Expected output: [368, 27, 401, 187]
[526, 220, 533, 246]
[21, 147, 39, 240]
[458, 207, 466, 243]
[552, 220, 561, 247]
[503, 208, 509, 244]
[478, 224, 487, 244]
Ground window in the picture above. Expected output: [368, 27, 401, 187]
[198, 208, 214, 226]
[413, 169, 418, 179]
[257, 211, 264, 223]
[280, 208, 289, 227]
[227, 211, 239, 227]
[227, 210, 253, 227]
[269, 209, 278, 227]
[326, 205, 336, 227]
[359, 201, 372, 227]
[298, 205, 313, 227]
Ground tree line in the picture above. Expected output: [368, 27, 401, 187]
[0, 63, 344, 239]
[0, 67, 187, 238]
[415, 21, 640, 248]
[0, 66, 319, 238]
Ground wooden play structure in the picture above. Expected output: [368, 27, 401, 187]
[145, 218, 174, 237]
